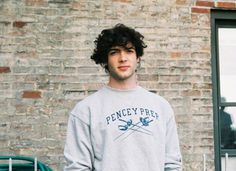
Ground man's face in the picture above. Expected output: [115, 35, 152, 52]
[107, 43, 139, 82]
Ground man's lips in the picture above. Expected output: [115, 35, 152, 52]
[118, 66, 130, 71]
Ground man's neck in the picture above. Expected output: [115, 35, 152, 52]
[108, 77, 138, 90]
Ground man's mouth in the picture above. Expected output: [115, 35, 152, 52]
[118, 66, 130, 71]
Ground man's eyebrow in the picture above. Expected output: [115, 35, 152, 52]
[125, 46, 135, 50]
[109, 47, 120, 51]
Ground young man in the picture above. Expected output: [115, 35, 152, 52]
[64, 24, 182, 171]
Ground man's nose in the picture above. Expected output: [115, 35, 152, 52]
[119, 51, 127, 62]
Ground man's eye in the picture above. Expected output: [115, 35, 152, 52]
[127, 49, 135, 53]
[109, 51, 117, 55]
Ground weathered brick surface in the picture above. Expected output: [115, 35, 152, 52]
[196, 0, 214, 7]
[191, 7, 210, 13]
[216, 1, 236, 8]
[1, 0, 235, 170]
[22, 91, 42, 98]
[0, 67, 11, 73]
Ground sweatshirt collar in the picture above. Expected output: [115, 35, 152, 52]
[104, 85, 141, 93]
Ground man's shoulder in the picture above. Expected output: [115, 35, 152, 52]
[140, 87, 165, 99]
[70, 87, 105, 119]
[139, 87, 172, 106]
[76, 87, 105, 106]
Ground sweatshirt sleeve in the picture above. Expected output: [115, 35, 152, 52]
[164, 107, 182, 171]
[64, 114, 94, 171]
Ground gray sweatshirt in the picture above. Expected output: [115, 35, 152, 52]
[64, 85, 182, 171]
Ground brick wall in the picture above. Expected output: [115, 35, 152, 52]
[1, 0, 236, 170]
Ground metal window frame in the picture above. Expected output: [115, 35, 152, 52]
[211, 9, 236, 171]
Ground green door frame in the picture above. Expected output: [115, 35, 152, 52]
[211, 9, 236, 171]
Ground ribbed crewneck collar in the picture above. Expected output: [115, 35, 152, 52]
[104, 85, 141, 93]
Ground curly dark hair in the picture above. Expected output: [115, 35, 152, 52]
[90, 24, 147, 71]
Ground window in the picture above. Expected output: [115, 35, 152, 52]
[211, 10, 236, 171]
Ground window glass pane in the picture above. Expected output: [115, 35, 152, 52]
[220, 106, 236, 149]
[221, 156, 236, 171]
[219, 28, 236, 102]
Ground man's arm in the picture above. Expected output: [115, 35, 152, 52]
[64, 114, 94, 171]
[165, 114, 182, 171]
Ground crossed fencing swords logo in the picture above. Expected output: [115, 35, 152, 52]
[114, 117, 154, 141]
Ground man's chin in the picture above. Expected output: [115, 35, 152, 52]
[113, 74, 133, 81]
